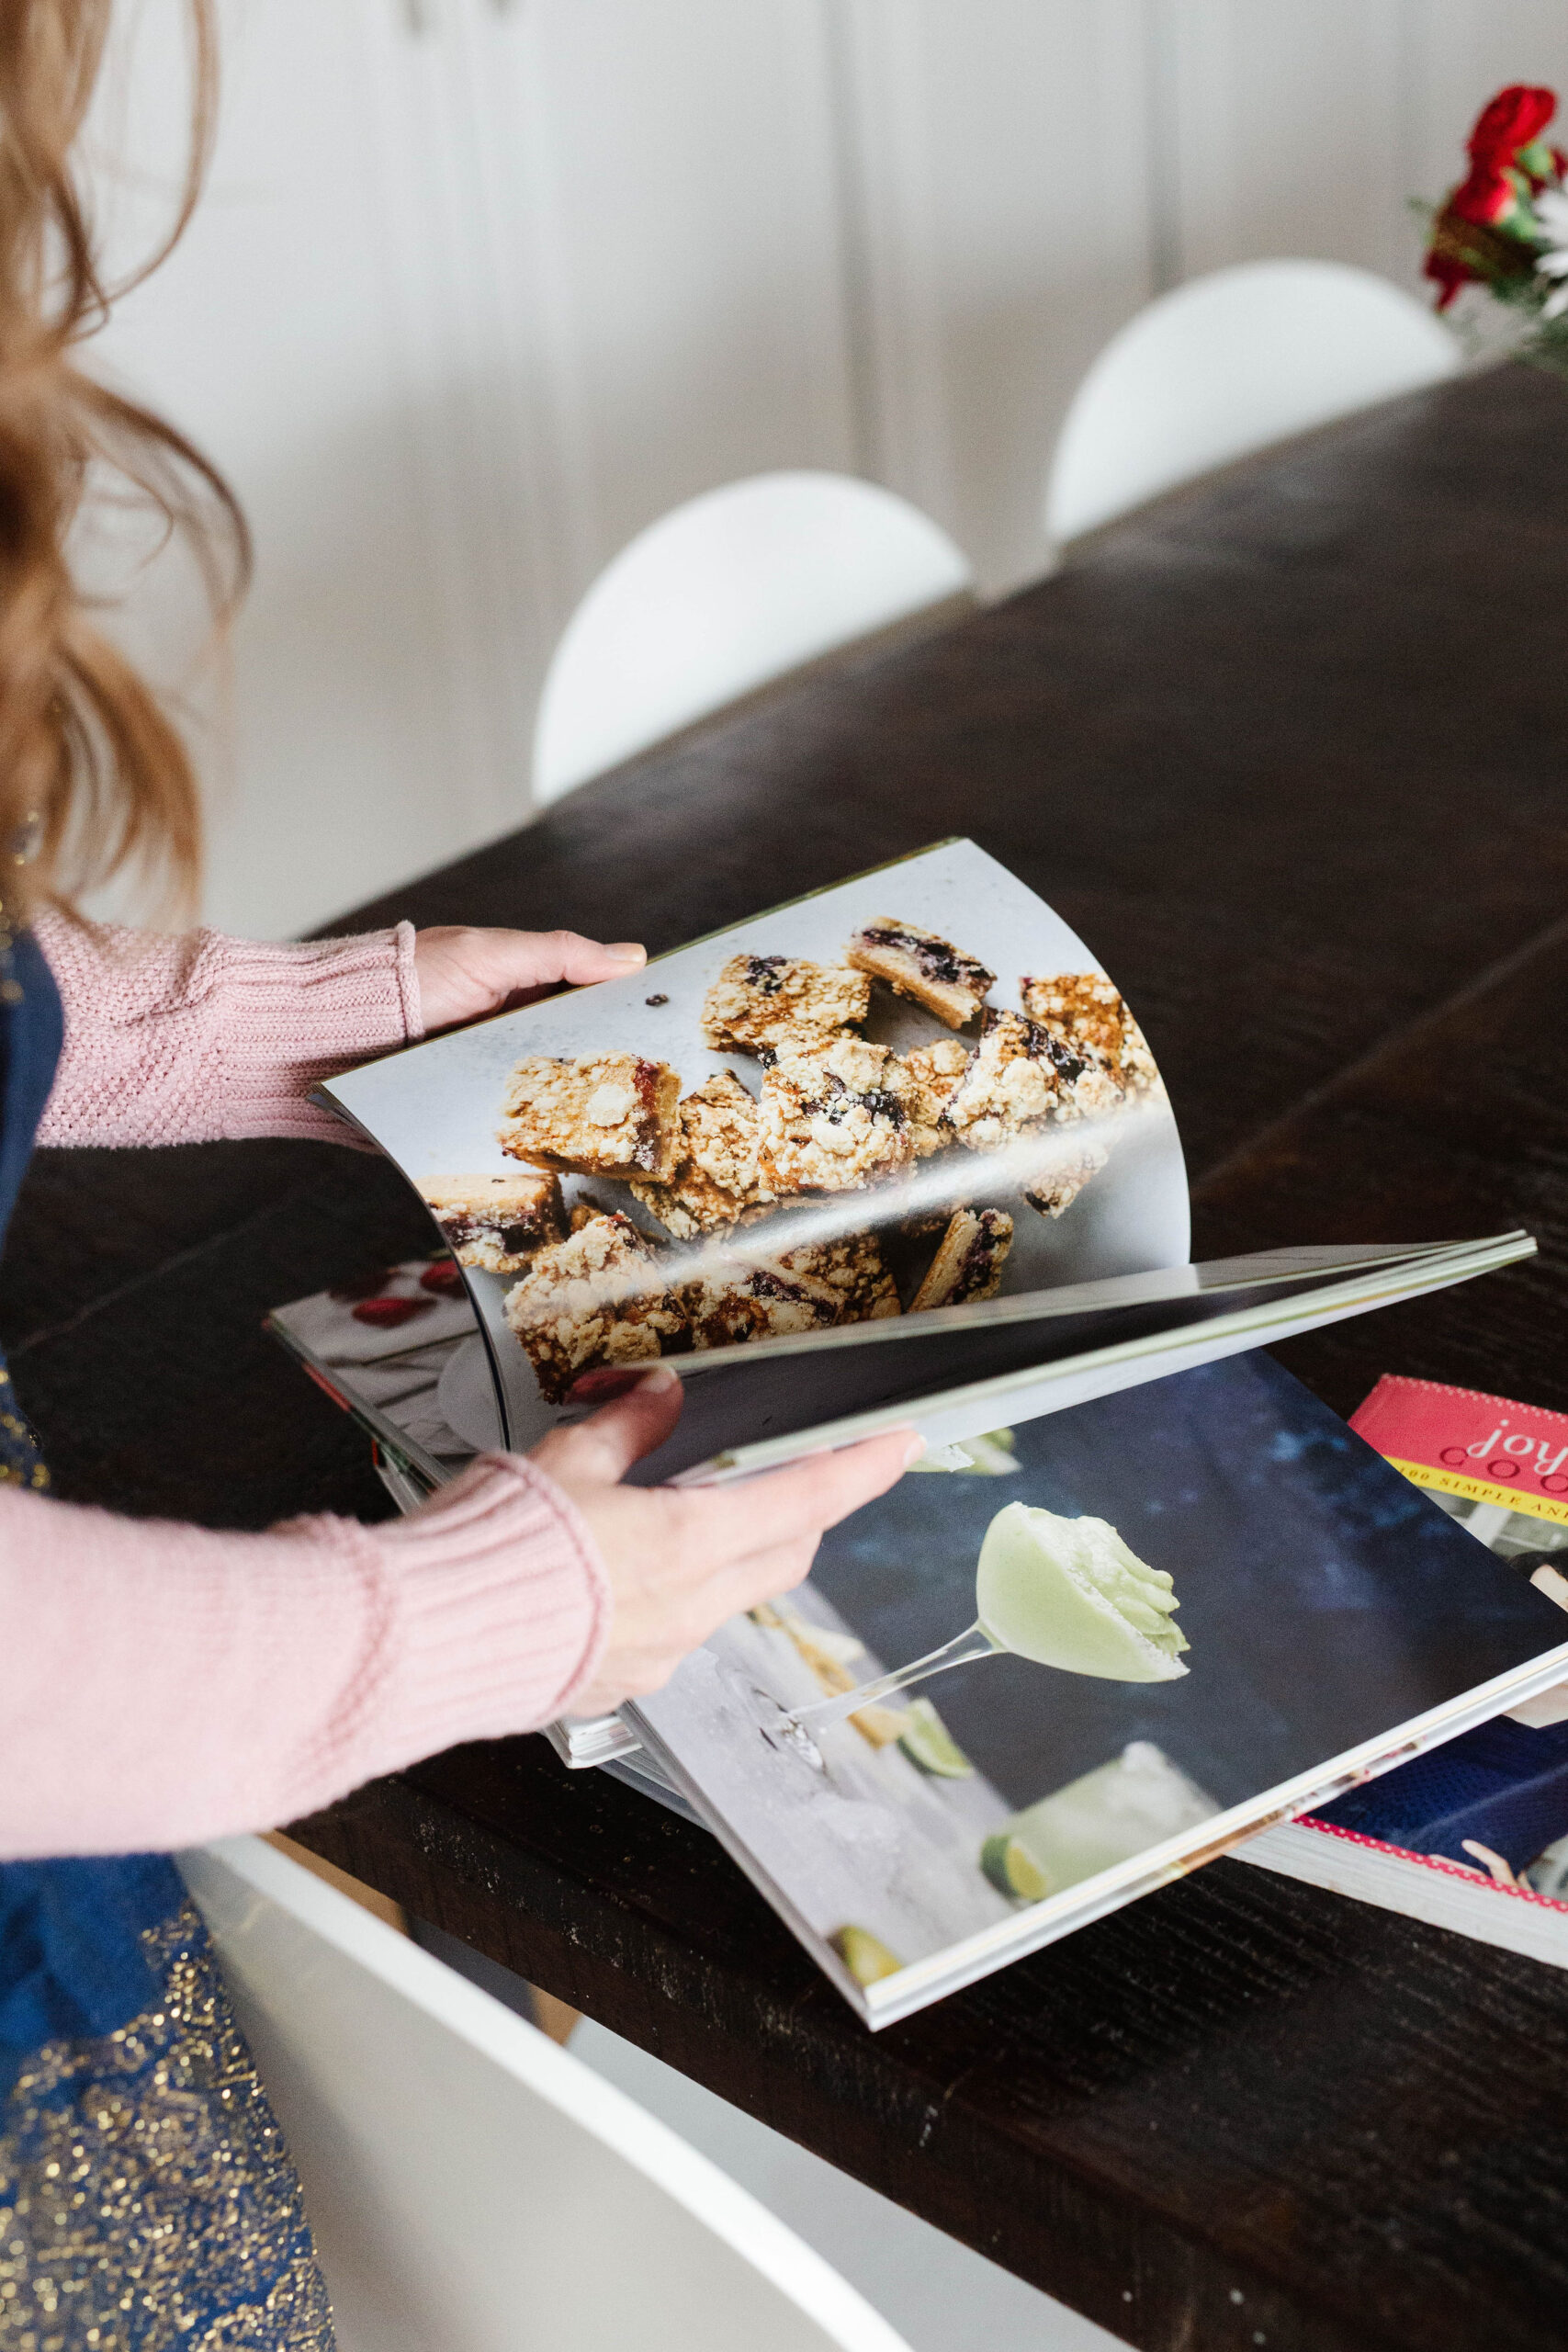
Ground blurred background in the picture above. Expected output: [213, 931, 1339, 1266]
[81, 0, 1568, 941]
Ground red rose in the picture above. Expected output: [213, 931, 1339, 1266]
[1467, 84, 1556, 167]
[1425, 84, 1562, 311]
[1449, 164, 1517, 226]
[1424, 172, 1536, 309]
[1423, 247, 1472, 310]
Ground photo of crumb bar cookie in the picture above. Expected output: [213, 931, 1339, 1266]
[1019, 971, 1159, 1092]
[897, 1036, 972, 1156]
[756, 1035, 916, 1194]
[701, 954, 870, 1055]
[502, 1210, 688, 1402]
[682, 1251, 845, 1351]
[499, 1051, 682, 1182]
[775, 1233, 901, 1323]
[1023, 1140, 1110, 1220]
[629, 1168, 749, 1241]
[908, 1207, 1014, 1310]
[416, 1171, 566, 1274]
[682, 1230, 899, 1350]
[629, 1069, 772, 1238]
[845, 919, 995, 1029]
[943, 1009, 1122, 1155]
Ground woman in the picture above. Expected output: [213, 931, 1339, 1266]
[0, 7, 915, 2342]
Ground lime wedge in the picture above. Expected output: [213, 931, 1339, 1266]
[980, 1833, 1051, 1903]
[897, 1698, 975, 1778]
[829, 1926, 903, 1985]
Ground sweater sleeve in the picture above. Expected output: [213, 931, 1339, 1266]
[31, 910, 423, 1148]
[0, 1453, 612, 1860]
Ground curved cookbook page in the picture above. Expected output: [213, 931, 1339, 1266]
[320, 839, 1189, 1455]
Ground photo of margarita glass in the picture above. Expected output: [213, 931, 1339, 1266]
[626, 1351, 1568, 2018]
[786, 1500, 1190, 1737]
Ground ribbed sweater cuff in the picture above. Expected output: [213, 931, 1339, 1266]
[217, 922, 424, 1140]
[33, 911, 425, 1149]
[283, 1454, 612, 1811]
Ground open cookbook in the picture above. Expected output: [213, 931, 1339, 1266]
[266, 840, 1563, 2023]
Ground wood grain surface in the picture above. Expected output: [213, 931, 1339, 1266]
[8, 362, 1568, 2351]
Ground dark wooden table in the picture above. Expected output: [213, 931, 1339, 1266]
[10, 362, 1568, 2352]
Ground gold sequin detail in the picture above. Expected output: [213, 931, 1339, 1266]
[0, 1372, 49, 1489]
[0, 1904, 334, 2350]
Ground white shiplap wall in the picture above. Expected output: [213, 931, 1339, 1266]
[85, 0, 1568, 937]
[836, 0, 1156, 597]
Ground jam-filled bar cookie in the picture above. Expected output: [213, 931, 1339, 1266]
[943, 1009, 1122, 1155]
[846, 919, 994, 1029]
[701, 954, 869, 1056]
[499, 1051, 682, 1182]
[630, 1069, 771, 1239]
[682, 1250, 844, 1351]
[909, 1207, 1013, 1310]
[502, 1211, 687, 1402]
[1020, 970, 1159, 1092]
[757, 1035, 915, 1194]
[897, 1036, 972, 1157]
[1023, 1139, 1110, 1221]
[416, 1171, 566, 1274]
[683, 1231, 900, 1351]
[780, 1233, 901, 1323]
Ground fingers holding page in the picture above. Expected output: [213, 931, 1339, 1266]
[680, 1430, 922, 1565]
[536, 1384, 921, 1712]
[412, 923, 647, 1033]
[531, 1364, 682, 1487]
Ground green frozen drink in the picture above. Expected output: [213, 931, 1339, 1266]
[785, 1503, 1188, 1741]
[975, 1503, 1189, 1680]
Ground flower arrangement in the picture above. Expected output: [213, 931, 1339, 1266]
[1421, 84, 1568, 377]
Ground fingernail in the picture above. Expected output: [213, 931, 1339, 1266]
[902, 1433, 927, 1467]
[608, 942, 648, 966]
[637, 1363, 681, 1393]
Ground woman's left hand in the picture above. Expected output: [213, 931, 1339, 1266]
[412, 925, 648, 1035]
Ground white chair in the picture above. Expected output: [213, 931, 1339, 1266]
[570, 2018, 1132, 2352]
[1043, 259, 1461, 550]
[181, 1837, 911, 2352]
[531, 471, 974, 806]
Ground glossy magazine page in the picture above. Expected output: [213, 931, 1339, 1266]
[316, 837, 1528, 1481]
[319, 839, 1190, 1464]
[624, 1352, 1568, 2025]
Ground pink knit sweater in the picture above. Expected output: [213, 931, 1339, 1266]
[0, 915, 613, 1861]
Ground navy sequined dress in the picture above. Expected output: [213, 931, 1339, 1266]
[0, 923, 334, 2347]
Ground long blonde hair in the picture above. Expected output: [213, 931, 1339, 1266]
[0, 0, 245, 922]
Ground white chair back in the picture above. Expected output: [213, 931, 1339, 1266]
[180, 1837, 911, 2352]
[1043, 259, 1461, 548]
[532, 471, 973, 806]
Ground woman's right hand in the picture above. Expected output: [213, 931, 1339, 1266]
[531, 1365, 919, 1714]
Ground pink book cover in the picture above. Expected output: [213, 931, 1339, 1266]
[1349, 1374, 1568, 1530]
[1292, 1374, 1568, 1907]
